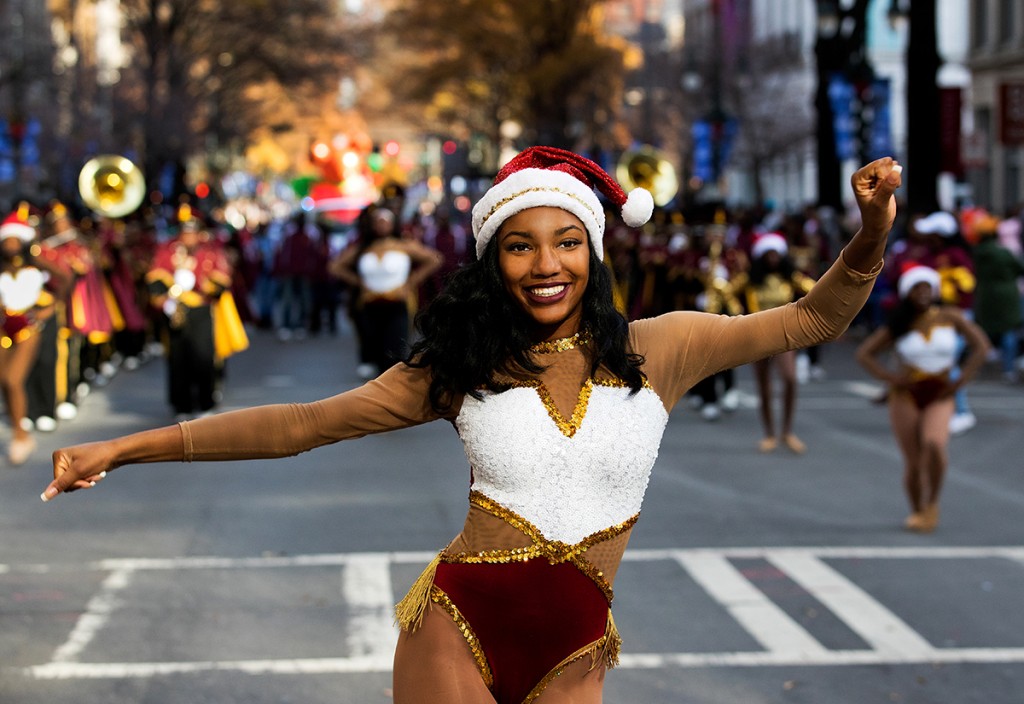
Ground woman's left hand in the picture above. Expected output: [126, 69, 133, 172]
[42, 441, 117, 501]
[851, 157, 902, 235]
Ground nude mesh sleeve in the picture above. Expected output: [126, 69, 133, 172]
[632, 248, 882, 409]
[178, 363, 444, 461]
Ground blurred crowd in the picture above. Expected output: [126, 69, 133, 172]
[2, 187, 1022, 467]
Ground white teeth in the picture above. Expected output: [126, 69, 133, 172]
[531, 285, 566, 297]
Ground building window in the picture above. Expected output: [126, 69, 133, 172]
[972, 0, 988, 49]
[1006, 157, 1020, 209]
[999, 0, 1015, 44]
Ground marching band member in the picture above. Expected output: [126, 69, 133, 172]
[146, 208, 233, 419]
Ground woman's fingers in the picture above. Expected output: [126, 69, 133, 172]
[41, 450, 107, 502]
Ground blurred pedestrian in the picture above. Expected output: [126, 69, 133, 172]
[968, 213, 1024, 382]
[329, 204, 442, 378]
[743, 233, 816, 453]
[42, 150, 901, 704]
[273, 212, 319, 340]
[856, 265, 990, 532]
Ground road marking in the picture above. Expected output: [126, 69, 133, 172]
[766, 552, 935, 657]
[341, 554, 397, 658]
[674, 553, 828, 658]
[49, 568, 132, 664]
[25, 647, 1024, 679]
[5, 546, 1024, 574]
[14, 546, 1024, 680]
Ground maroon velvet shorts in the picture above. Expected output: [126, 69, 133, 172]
[432, 559, 608, 704]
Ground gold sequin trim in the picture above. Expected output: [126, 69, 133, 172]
[505, 378, 590, 437]
[568, 556, 616, 603]
[506, 375, 651, 438]
[429, 585, 494, 687]
[479, 186, 598, 231]
[446, 491, 639, 602]
[528, 329, 592, 354]
[521, 620, 616, 704]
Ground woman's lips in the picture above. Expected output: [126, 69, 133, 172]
[524, 283, 569, 303]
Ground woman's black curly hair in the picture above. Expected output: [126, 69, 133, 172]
[406, 238, 645, 413]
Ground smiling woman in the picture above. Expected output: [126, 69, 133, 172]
[43, 147, 903, 704]
[497, 207, 591, 339]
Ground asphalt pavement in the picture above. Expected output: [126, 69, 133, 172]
[2, 320, 1023, 704]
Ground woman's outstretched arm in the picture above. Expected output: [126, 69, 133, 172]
[41, 362, 443, 502]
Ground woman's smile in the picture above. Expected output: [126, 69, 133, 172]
[496, 206, 590, 340]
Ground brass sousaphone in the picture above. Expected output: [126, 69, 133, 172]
[78, 155, 146, 218]
[616, 146, 678, 207]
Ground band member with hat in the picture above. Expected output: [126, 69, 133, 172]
[0, 206, 68, 464]
[146, 207, 233, 418]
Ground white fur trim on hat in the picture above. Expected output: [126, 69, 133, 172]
[897, 265, 941, 299]
[0, 222, 35, 242]
[751, 233, 788, 260]
[915, 211, 958, 237]
[471, 168, 605, 260]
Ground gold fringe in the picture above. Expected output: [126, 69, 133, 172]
[393, 554, 441, 632]
[591, 609, 622, 671]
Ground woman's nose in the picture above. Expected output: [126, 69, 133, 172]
[532, 246, 560, 276]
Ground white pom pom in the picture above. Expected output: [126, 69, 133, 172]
[621, 188, 654, 227]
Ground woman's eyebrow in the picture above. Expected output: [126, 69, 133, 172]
[555, 224, 584, 235]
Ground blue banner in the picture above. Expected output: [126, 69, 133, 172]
[692, 118, 739, 182]
[692, 121, 714, 182]
[870, 78, 894, 160]
[0, 120, 11, 159]
[828, 74, 857, 160]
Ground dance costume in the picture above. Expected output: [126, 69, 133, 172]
[177, 252, 879, 704]
[1, 263, 54, 346]
[893, 315, 958, 409]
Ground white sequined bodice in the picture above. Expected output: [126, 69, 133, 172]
[455, 381, 669, 544]
[358, 249, 411, 293]
[895, 325, 958, 375]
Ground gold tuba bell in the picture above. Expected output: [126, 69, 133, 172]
[616, 146, 679, 207]
[78, 155, 146, 218]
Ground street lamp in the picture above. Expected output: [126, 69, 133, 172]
[815, 0, 844, 210]
[814, 0, 873, 210]
[902, 0, 942, 214]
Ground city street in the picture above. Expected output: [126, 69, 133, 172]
[2, 323, 1024, 704]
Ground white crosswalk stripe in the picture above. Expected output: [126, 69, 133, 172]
[674, 552, 829, 659]
[16, 546, 1024, 679]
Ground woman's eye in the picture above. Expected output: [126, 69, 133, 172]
[558, 239, 582, 249]
[506, 242, 530, 252]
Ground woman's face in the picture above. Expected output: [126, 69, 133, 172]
[371, 211, 395, 238]
[907, 281, 935, 310]
[762, 250, 782, 269]
[1, 236, 23, 258]
[497, 206, 590, 340]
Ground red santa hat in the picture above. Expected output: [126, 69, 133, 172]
[0, 209, 36, 243]
[751, 233, 788, 260]
[471, 146, 654, 260]
[897, 264, 941, 300]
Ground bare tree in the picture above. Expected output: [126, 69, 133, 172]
[380, 0, 630, 157]
[727, 44, 814, 207]
[114, 0, 349, 192]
